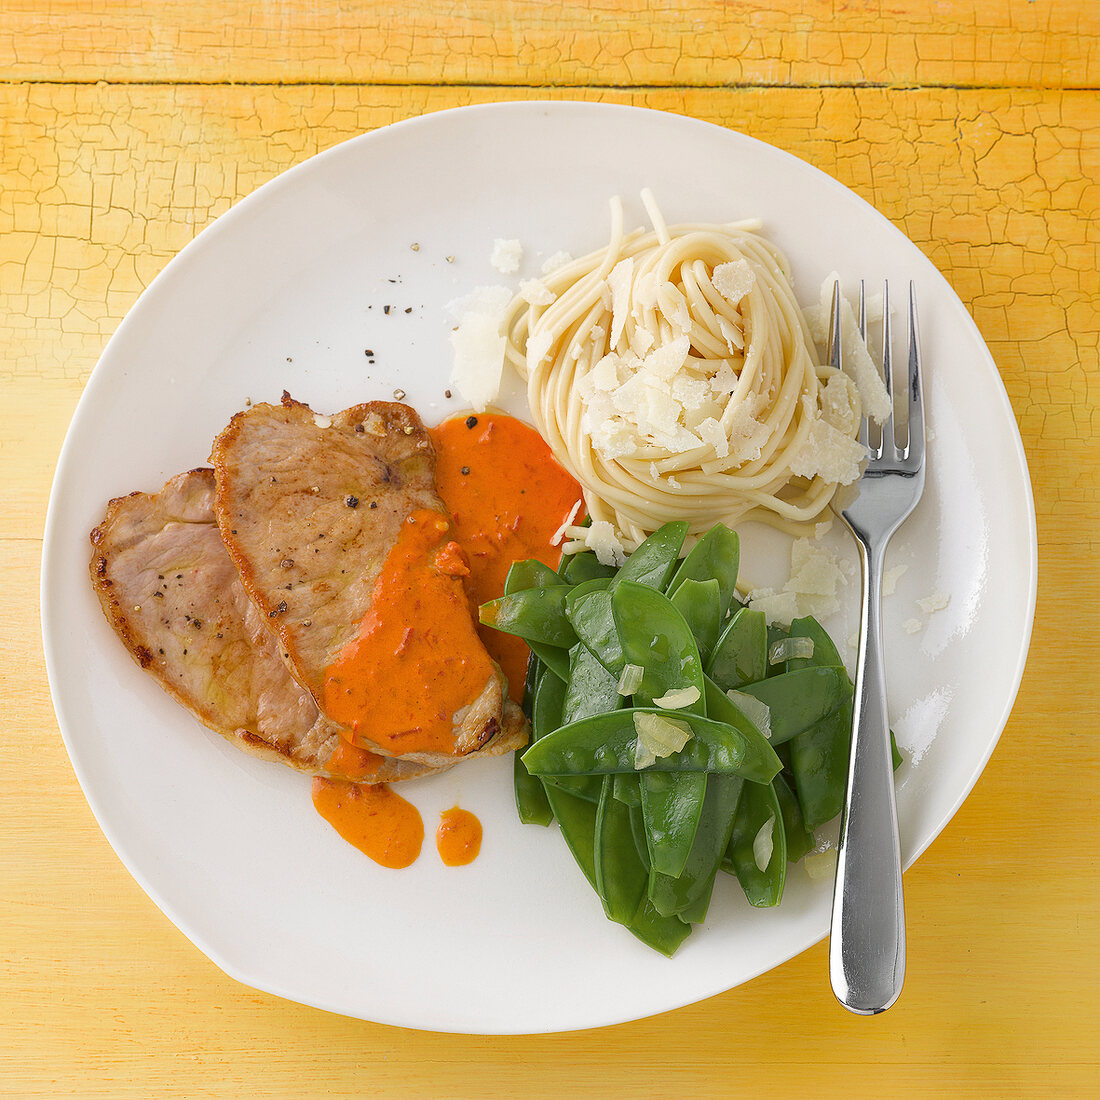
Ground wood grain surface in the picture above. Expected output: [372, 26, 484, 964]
[2, 4, 1097, 1098]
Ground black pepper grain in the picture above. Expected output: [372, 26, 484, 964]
[383, 305, 391, 315]
[461, 466, 470, 475]
[369, 501, 377, 509]
[465, 415, 478, 429]
[346, 495, 359, 508]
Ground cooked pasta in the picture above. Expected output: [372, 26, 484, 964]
[500, 193, 872, 554]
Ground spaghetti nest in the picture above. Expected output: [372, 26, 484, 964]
[501, 194, 866, 552]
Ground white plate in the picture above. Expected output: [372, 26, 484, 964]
[42, 102, 1036, 1034]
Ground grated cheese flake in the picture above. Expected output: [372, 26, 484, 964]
[490, 238, 523, 274]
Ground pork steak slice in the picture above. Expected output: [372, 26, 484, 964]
[89, 468, 443, 784]
[210, 395, 526, 768]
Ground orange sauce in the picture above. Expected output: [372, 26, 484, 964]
[326, 739, 384, 781]
[322, 509, 496, 757]
[436, 806, 483, 866]
[430, 413, 582, 700]
[311, 778, 424, 869]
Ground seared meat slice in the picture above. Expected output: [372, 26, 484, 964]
[89, 468, 443, 784]
[210, 394, 526, 768]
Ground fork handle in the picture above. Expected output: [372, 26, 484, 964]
[829, 536, 906, 1014]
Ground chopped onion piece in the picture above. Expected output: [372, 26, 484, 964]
[652, 685, 701, 710]
[726, 689, 772, 739]
[804, 848, 838, 881]
[768, 635, 815, 665]
[632, 712, 693, 770]
[753, 814, 776, 872]
[617, 663, 645, 696]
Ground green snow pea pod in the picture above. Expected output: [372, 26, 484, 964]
[612, 581, 706, 712]
[544, 784, 599, 889]
[627, 895, 692, 957]
[648, 773, 744, 919]
[594, 776, 648, 924]
[613, 772, 642, 805]
[892, 732, 904, 771]
[521, 707, 782, 783]
[783, 616, 853, 828]
[613, 580, 709, 879]
[773, 772, 814, 863]
[735, 666, 847, 745]
[559, 550, 617, 585]
[614, 521, 689, 591]
[724, 778, 788, 907]
[531, 672, 599, 886]
[628, 798, 650, 870]
[708, 607, 767, 690]
[563, 641, 623, 722]
[504, 557, 563, 593]
[532, 661, 566, 741]
[565, 584, 623, 676]
[528, 641, 570, 683]
[550, 644, 619, 803]
[666, 523, 740, 618]
[595, 777, 688, 957]
[479, 585, 578, 649]
[513, 654, 553, 826]
[670, 578, 722, 667]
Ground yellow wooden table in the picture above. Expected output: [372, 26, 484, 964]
[3, 4, 1097, 1096]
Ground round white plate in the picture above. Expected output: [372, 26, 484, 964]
[42, 102, 1036, 1034]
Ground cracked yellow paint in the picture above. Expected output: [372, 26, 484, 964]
[1, 7, 1098, 1098]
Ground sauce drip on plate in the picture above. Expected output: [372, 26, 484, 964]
[311, 778, 424, 869]
[430, 413, 582, 701]
[436, 806, 483, 866]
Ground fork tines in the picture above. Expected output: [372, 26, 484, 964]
[827, 279, 925, 470]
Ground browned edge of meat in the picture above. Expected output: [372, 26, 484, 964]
[209, 393, 527, 767]
[89, 467, 446, 784]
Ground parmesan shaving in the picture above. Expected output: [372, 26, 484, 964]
[490, 238, 523, 274]
[550, 500, 583, 546]
[633, 712, 693, 770]
[726, 690, 772, 739]
[446, 285, 511, 413]
[652, 686, 701, 710]
[617, 663, 644, 696]
[753, 814, 776, 872]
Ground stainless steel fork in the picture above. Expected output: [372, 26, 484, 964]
[828, 280, 925, 1015]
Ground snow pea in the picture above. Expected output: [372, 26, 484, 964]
[666, 523, 740, 619]
[616, 580, 716, 879]
[513, 654, 553, 826]
[627, 895, 692, 957]
[611, 581, 705, 715]
[565, 585, 623, 676]
[628, 798, 650, 870]
[780, 617, 855, 828]
[521, 707, 782, 783]
[648, 773, 744, 919]
[532, 671, 600, 886]
[724, 778, 787, 907]
[594, 776, 690, 955]
[614, 521, 689, 591]
[544, 784, 599, 889]
[554, 643, 619, 803]
[504, 557, 563, 593]
[708, 607, 767, 690]
[479, 585, 578, 649]
[735, 666, 847, 745]
[670, 578, 722, 666]
[613, 772, 642, 805]
[559, 549, 617, 585]
[773, 772, 814, 863]
[594, 776, 647, 923]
